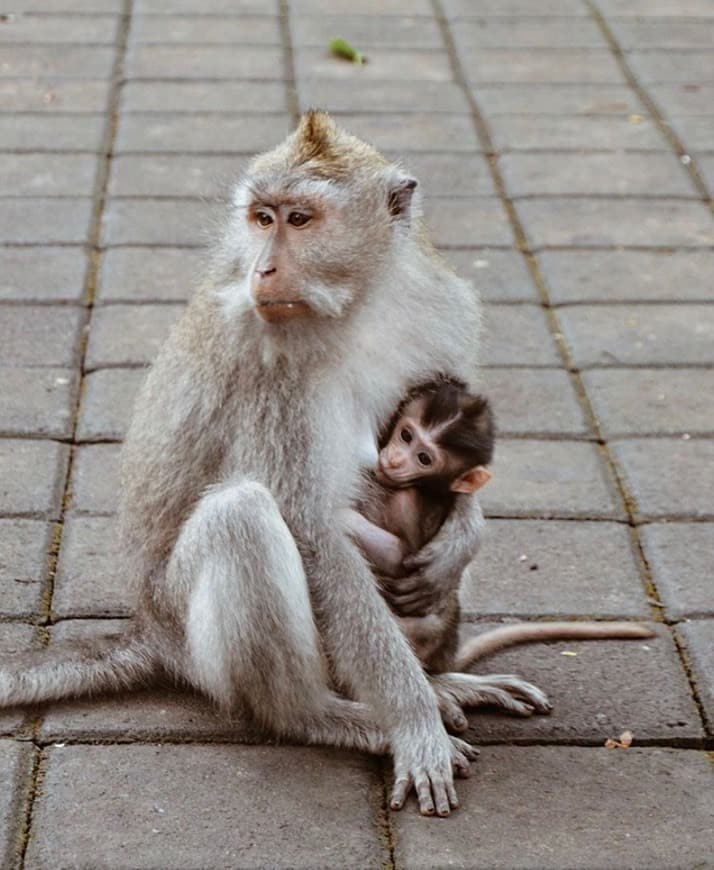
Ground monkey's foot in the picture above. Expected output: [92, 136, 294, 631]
[431, 672, 552, 723]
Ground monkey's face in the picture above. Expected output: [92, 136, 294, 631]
[376, 400, 452, 489]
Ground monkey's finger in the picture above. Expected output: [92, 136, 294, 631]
[439, 697, 468, 733]
[445, 776, 459, 810]
[386, 576, 422, 595]
[415, 772, 437, 816]
[390, 776, 411, 811]
[402, 549, 434, 571]
[450, 736, 480, 764]
[389, 592, 433, 617]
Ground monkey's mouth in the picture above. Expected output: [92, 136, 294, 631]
[255, 300, 312, 323]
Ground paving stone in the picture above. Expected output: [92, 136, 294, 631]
[295, 47, 452, 82]
[0, 739, 32, 865]
[291, 14, 443, 48]
[488, 115, 668, 152]
[611, 438, 714, 521]
[115, 112, 290, 154]
[10, 0, 122, 9]
[0, 197, 92, 244]
[67, 443, 120, 516]
[27, 744, 384, 870]
[698, 154, 714, 192]
[136, 0, 278, 11]
[0, 45, 115, 78]
[452, 16, 605, 48]
[125, 45, 282, 80]
[101, 199, 209, 246]
[132, 14, 280, 44]
[608, 16, 714, 50]
[297, 79, 471, 113]
[539, 250, 714, 304]
[40, 619, 242, 741]
[641, 522, 714, 620]
[462, 519, 649, 619]
[422, 198, 514, 247]
[501, 152, 694, 197]
[0, 12, 119, 43]
[480, 305, 561, 367]
[476, 84, 645, 117]
[77, 368, 145, 442]
[440, 249, 539, 303]
[108, 154, 244, 198]
[85, 304, 183, 369]
[460, 623, 701, 743]
[387, 153, 494, 196]
[444, 0, 589, 12]
[558, 304, 714, 368]
[0, 519, 52, 619]
[120, 80, 287, 113]
[518, 198, 714, 248]
[480, 439, 624, 519]
[0, 439, 69, 519]
[583, 369, 714, 438]
[677, 620, 714, 727]
[393, 747, 714, 869]
[627, 50, 714, 85]
[649, 83, 714, 116]
[0, 305, 84, 368]
[0, 112, 105, 151]
[291, 0, 430, 12]
[598, 0, 714, 13]
[0, 78, 109, 112]
[0, 248, 87, 304]
[668, 117, 714, 154]
[478, 368, 590, 436]
[53, 516, 134, 617]
[98, 248, 200, 302]
[0, 367, 78, 439]
[0, 153, 99, 196]
[459, 49, 625, 85]
[334, 114, 481, 153]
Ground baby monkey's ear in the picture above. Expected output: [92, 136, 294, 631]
[387, 176, 418, 221]
[450, 466, 492, 494]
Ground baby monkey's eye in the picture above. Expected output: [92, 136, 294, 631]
[400, 428, 412, 444]
[255, 211, 273, 228]
[287, 211, 311, 228]
[417, 452, 432, 467]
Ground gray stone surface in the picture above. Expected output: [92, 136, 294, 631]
[136, 0, 278, 10]
[0, 153, 99, 197]
[476, 83, 645, 117]
[459, 49, 625, 85]
[125, 44, 283, 79]
[133, 13, 281, 44]
[519, 198, 714, 248]
[85, 304, 183, 369]
[628, 50, 714, 85]
[0, 439, 69, 519]
[393, 748, 714, 869]
[120, 80, 287, 113]
[478, 368, 590, 436]
[677, 620, 714, 728]
[423, 198, 514, 247]
[539, 249, 714, 304]
[0, 248, 88, 303]
[391, 153, 494, 196]
[559, 304, 714, 368]
[101, 199, 209, 246]
[337, 114, 481, 153]
[0, 306, 85, 369]
[0, 740, 31, 868]
[0, 77, 109, 112]
[26, 744, 385, 870]
[295, 47, 452, 81]
[501, 152, 694, 197]
[441, 249, 539, 302]
[480, 440, 624, 520]
[0, 624, 38, 734]
[649, 83, 714, 115]
[291, 13, 442, 48]
[452, 16, 605, 48]
[108, 154, 245, 198]
[609, 16, 714, 49]
[641, 522, 714, 619]
[0, 519, 52, 619]
[53, 516, 135, 617]
[462, 519, 650, 619]
[699, 154, 714, 192]
[0, 197, 93, 244]
[612, 437, 714, 520]
[67, 444, 120, 516]
[667, 117, 714, 153]
[0, 367, 78, 439]
[0, 13, 119, 43]
[0, 113, 106, 151]
[598, 0, 714, 14]
[77, 368, 145, 442]
[481, 305, 562, 367]
[443, 0, 589, 13]
[0, 44, 115, 78]
[583, 369, 714, 437]
[297, 79, 471, 113]
[98, 248, 200, 302]
[488, 115, 668, 152]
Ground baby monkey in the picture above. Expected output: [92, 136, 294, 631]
[345, 381, 653, 676]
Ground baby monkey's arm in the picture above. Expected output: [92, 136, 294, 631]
[341, 508, 408, 578]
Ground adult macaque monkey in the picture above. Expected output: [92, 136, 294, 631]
[0, 112, 554, 818]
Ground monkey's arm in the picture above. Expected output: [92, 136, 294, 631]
[390, 495, 485, 617]
[340, 508, 408, 578]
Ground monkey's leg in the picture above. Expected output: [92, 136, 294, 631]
[431, 672, 552, 722]
[174, 480, 387, 754]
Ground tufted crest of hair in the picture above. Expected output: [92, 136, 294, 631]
[291, 109, 389, 180]
[421, 383, 495, 467]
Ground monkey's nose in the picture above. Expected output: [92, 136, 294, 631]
[257, 266, 276, 278]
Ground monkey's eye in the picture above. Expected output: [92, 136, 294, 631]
[418, 452, 432, 467]
[255, 211, 273, 228]
[400, 428, 412, 444]
[287, 211, 311, 228]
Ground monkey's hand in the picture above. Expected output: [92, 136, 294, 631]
[397, 495, 485, 616]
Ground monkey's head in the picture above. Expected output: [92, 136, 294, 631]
[377, 384, 494, 496]
[222, 110, 420, 326]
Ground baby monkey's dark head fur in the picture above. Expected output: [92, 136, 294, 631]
[420, 382, 494, 470]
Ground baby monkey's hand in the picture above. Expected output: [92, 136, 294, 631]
[381, 571, 445, 617]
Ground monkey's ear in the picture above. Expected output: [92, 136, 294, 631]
[450, 466, 492, 494]
[387, 176, 418, 220]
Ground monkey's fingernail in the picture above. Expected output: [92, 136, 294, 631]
[454, 716, 467, 729]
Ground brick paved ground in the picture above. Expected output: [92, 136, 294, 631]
[1, 1, 713, 868]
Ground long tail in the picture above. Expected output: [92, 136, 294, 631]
[0, 626, 159, 708]
[455, 621, 655, 672]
